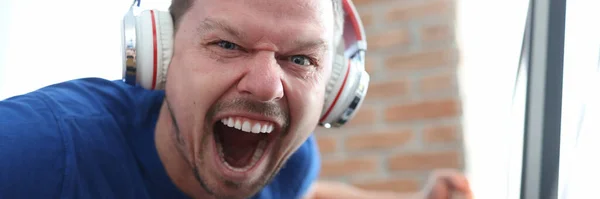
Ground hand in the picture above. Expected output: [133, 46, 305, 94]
[419, 169, 473, 199]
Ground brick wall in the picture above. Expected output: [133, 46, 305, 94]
[314, 0, 464, 193]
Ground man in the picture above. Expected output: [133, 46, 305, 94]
[0, 0, 473, 198]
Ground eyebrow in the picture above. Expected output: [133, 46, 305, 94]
[197, 17, 329, 54]
[197, 17, 247, 41]
[290, 39, 328, 55]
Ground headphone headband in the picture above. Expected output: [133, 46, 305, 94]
[342, 0, 367, 58]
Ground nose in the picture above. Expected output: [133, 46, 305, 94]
[236, 52, 284, 102]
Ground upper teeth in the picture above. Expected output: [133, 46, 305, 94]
[220, 117, 275, 134]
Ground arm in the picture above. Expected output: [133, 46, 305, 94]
[303, 169, 473, 199]
[294, 136, 472, 199]
[303, 181, 421, 199]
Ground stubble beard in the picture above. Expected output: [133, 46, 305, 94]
[165, 97, 290, 199]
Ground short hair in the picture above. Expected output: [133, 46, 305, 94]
[168, 0, 345, 43]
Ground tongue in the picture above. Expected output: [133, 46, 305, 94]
[216, 122, 267, 168]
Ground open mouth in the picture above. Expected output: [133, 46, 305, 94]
[213, 116, 279, 172]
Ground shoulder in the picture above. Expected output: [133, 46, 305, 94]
[252, 134, 321, 199]
[0, 78, 162, 198]
[0, 80, 72, 197]
[0, 77, 157, 138]
[31, 78, 157, 118]
[2, 77, 163, 128]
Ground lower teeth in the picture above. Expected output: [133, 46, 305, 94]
[216, 138, 268, 172]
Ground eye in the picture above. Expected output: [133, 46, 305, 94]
[216, 40, 239, 50]
[290, 55, 312, 66]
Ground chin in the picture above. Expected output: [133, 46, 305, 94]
[192, 113, 289, 198]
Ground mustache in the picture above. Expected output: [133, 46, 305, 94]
[207, 98, 289, 128]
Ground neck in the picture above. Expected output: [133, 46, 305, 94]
[154, 100, 212, 199]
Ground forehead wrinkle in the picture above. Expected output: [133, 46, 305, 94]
[190, 2, 332, 57]
[197, 17, 328, 55]
[247, 0, 316, 18]
[288, 39, 328, 55]
[196, 17, 247, 40]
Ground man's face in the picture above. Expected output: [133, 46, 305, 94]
[164, 0, 335, 198]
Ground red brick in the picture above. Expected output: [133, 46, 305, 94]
[366, 29, 410, 51]
[421, 24, 453, 42]
[360, 13, 374, 27]
[419, 73, 454, 94]
[312, 0, 464, 185]
[352, 0, 390, 6]
[345, 129, 413, 151]
[385, 0, 453, 22]
[352, 178, 421, 193]
[365, 55, 377, 74]
[384, 49, 456, 71]
[388, 151, 460, 171]
[316, 136, 338, 154]
[423, 125, 458, 144]
[346, 106, 376, 127]
[320, 156, 379, 177]
[367, 79, 409, 99]
[385, 99, 460, 122]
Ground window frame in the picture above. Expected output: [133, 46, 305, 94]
[519, 0, 567, 198]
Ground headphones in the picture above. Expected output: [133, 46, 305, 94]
[121, 0, 370, 128]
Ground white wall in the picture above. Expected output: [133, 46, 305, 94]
[0, 0, 14, 91]
[0, 0, 170, 100]
[456, 0, 529, 198]
[557, 1, 600, 198]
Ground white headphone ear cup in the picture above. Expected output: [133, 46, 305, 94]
[321, 40, 350, 123]
[155, 11, 174, 90]
[135, 10, 174, 90]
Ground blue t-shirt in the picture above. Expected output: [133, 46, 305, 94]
[0, 78, 321, 199]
